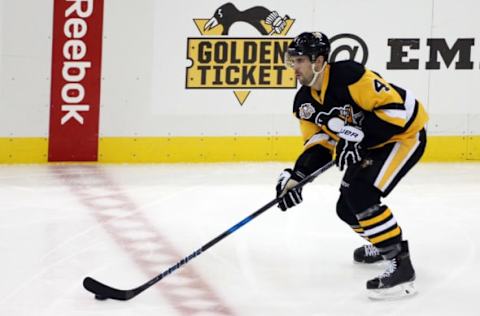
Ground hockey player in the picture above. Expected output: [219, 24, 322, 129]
[276, 32, 428, 299]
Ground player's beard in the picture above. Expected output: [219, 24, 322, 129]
[298, 72, 314, 86]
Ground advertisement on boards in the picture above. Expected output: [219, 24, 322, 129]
[49, 0, 104, 161]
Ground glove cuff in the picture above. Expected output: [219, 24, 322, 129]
[287, 168, 306, 181]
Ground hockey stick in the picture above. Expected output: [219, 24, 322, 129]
[83, 160, 334, 301]
[268, 14, 290, 36]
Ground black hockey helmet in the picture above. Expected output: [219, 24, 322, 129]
[285, 32, 330, 66]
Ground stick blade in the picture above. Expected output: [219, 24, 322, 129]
[83, 277, 136, 301]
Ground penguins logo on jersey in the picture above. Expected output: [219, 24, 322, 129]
[315, 106, 349, 125]
[187, 3, 296, 106]
[315, 104, 364, 132]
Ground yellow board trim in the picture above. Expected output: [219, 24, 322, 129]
[98, 136, 303, 163]
[1, 135, 480, 163]
[0, 138, 48, 163]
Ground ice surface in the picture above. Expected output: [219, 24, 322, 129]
[0, 162, 479, 316]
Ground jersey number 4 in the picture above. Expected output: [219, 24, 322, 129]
[374, 79, 390, 93]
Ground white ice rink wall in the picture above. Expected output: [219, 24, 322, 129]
[1, 0, 479, 163]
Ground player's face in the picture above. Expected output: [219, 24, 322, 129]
[289, 56, 314, 86]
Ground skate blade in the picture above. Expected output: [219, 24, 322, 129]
[367, 281, 417, 300]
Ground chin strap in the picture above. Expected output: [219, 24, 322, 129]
[307, 61, 327, 87]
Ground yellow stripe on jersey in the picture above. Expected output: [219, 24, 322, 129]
[299, 119, 322, 143]
[390, 101, 429, 142]
[374, 132, 421, 192]
[347, 69, 406, 127]
[359, 208, 392, 227]
[369, 226, 402, 245]
[299, 120, 335, 152]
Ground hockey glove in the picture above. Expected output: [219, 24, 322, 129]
[335, 125, 366, 171]
[276, 168, 305, 211]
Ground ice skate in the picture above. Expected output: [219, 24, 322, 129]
[366, 241, 417, 300]
[353, 244, 383, 264]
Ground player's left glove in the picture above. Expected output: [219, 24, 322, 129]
[276, 168, 305, 211]
[335, 125, 366, 171]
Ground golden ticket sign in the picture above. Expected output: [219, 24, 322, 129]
[186, 38, 296, 89]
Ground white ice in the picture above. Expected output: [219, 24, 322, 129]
[0, 162, 479, 316]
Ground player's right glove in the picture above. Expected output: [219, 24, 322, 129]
[276, 168, 305, 211]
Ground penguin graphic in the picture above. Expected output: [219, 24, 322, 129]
[204, 2, 288, 35]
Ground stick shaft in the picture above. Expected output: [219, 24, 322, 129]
[83, 161, 334, 300]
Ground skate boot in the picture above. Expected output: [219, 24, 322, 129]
[366, 240, 417, 300]
[353, 244, 383, 263]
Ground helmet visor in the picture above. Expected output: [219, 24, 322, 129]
[284, 49, 310, 68]
[284, 51, 295, 68]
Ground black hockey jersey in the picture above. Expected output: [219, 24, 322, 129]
[293, 60, 428, 154]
